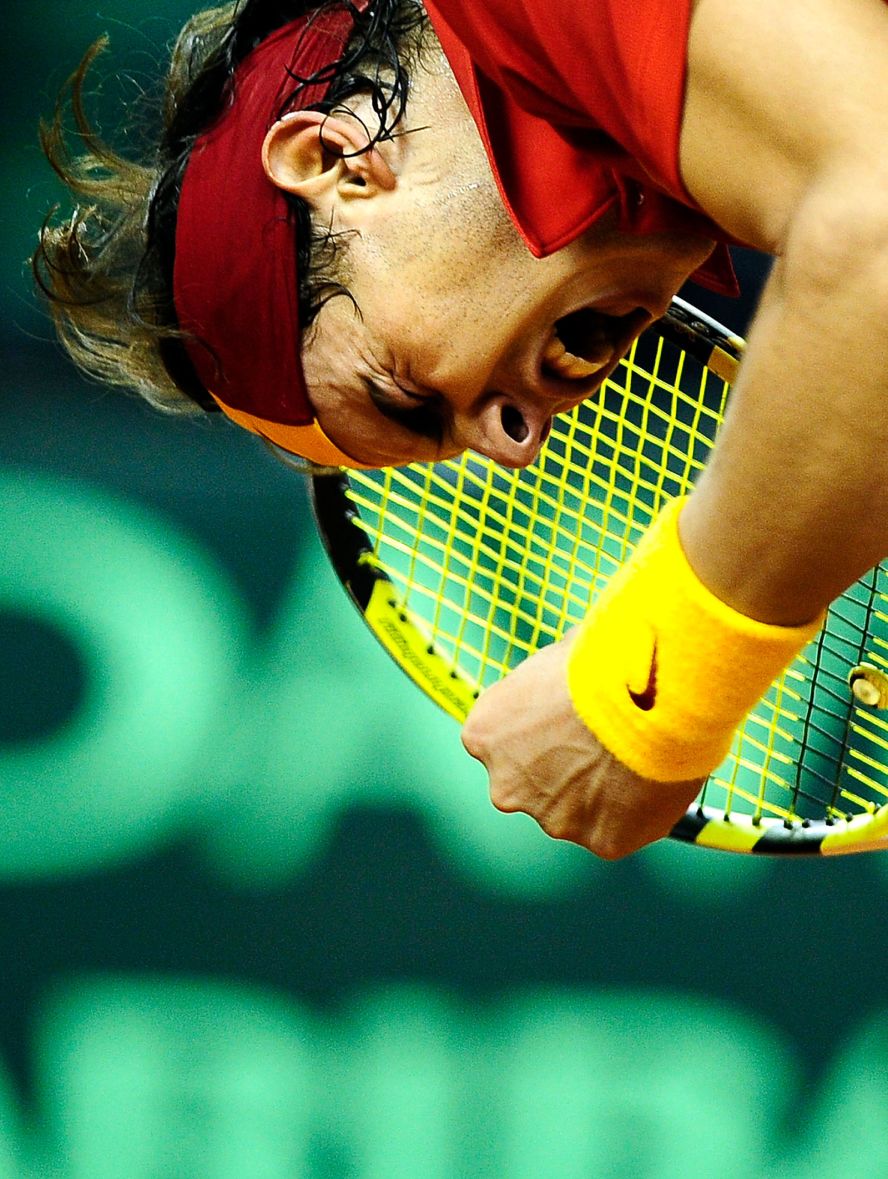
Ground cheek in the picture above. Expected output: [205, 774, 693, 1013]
[359, 182, 522, 302]
[346, 205, 543, 365]
[300, 312, 365, 420]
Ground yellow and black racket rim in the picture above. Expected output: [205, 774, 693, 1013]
[311, 298, 888, 855]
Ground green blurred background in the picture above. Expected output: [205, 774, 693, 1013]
[2, 4, 886, 1176]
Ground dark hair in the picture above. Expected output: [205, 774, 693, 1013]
[33, 0, 429, 415]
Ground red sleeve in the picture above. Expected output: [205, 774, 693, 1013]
[425, 0, 695, 202]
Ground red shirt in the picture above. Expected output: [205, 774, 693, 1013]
[423, 0, 739, 295]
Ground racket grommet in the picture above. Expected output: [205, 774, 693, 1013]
[849, 663, 888, 709]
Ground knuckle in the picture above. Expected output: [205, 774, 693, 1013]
[589, 834, 633, 861]
[488, 780, 519, 814]
[534, 805, 577, 844]
[539, 814, 570, 841]
[460, 718, 485, 761]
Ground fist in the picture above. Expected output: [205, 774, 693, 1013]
[461, 633, 703, 859]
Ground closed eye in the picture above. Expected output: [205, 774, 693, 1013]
[364, 378, 447, 445]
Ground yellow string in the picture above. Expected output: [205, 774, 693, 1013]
[344, 331, 888, 826]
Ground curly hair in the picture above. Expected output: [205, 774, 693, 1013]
[33, 0, 430, 416]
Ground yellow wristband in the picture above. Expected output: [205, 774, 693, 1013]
[566, 498, 824, 782]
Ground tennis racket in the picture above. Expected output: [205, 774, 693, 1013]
[310, 297, 888, 855]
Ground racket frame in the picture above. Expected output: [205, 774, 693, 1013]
[310, 298, 888, 856]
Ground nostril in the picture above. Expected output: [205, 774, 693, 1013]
[500, 404, 529, 443]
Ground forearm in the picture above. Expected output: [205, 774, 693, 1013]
[565, 185, 888, 783]
[680, 190, 888, 626]
[679, 0, 888, 625]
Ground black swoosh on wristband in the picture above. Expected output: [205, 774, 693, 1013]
[627, 641, 658, 712]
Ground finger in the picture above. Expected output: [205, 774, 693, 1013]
[460, 713, 487, 762]
[460, 684, 501, 760]
[489, 790, 523, 816]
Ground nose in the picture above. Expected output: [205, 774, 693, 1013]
[458, 393, 553, 468]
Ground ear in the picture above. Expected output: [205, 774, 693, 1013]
[261, 110, 396, 205]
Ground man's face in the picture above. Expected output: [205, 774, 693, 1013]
[291, 67, 716, 469]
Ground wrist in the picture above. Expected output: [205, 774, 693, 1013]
[566, 498, 824, 781]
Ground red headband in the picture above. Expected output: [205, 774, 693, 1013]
[173, 2, 374, 467]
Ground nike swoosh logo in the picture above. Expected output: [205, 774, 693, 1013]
[627, 641, 658, 711]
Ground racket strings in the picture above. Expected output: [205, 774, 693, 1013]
[346, 333, 888, 827]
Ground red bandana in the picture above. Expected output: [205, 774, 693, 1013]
[174, 2, 374, 466]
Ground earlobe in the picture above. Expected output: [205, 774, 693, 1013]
[261, 110, 396, 205]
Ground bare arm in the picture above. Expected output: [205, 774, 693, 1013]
[463, 0, 888, 858]
[679, 0, 888, 625]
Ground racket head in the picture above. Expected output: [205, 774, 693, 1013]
[311, 298, 888, 855]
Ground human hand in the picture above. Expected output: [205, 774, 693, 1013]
[461, 631, 704, 860]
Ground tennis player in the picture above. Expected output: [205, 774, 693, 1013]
[36, 0, 888, 857]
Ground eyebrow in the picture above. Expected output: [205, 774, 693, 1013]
[363, 378, 447, 444]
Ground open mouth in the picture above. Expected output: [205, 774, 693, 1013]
[542, 307, 649, 383]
